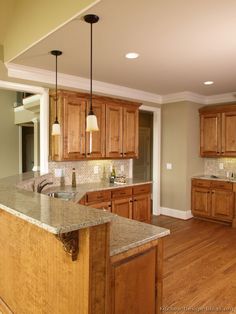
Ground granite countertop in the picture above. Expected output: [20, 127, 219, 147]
[0, 173, 169, 255]
[192, 175, 236, 183]
[110, 216, 169, 256]
[0, 173, 114, 234]
[44, 178, 153, 202]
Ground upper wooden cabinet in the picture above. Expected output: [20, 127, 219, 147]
[50, 90, 141, 161]
[106, 103, 123, 158]
[123, 105, 139, 158]
[199, 104, 236, 157]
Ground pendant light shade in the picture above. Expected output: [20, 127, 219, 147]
[51, 50, 62, 136]
[84, 14, 99, 132]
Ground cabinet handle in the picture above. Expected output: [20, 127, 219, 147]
[212, 191, 215, 194]
[120, 153, 123, 156]
[82, 153, 85, 156]
[130, 200, 133, 203]
[87, 153, 91, 155]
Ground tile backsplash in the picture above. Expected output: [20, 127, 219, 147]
[204, 158, 236, 177]
[48, 159, 132, 185]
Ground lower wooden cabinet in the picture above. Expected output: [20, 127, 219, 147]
[112, 197, 133, 219]
[110, 242, 162, 314]
[191, 187, 211, 217]
[82, 184, 152, 223]
[133, 194, 151, 222]
[191, 179, 234, 223]
[211, 189, 234, 221]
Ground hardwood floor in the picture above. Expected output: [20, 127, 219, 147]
[152, 215, 236, 314]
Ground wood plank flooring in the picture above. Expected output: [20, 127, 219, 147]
[152, 215, 236, 314]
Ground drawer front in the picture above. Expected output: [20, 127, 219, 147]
[111, 188, 132, 199]
[133, 184, 151, 195]
[192, 179, 211, 188]
[211, 180, 233, 190]
[86, 190, 111, 204]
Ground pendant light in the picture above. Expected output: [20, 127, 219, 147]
[84, 14, 99, 132]
[51, 50, 62, 136]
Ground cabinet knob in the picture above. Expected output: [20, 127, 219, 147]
[87, 153, 91, 155]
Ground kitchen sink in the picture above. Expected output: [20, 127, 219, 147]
[47, 191, 76, 201]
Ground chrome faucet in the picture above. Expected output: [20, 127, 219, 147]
[37, 179, 53, 193]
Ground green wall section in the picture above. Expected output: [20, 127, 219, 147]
[0, 90, 19, 178]
[4, 0, 99, 62]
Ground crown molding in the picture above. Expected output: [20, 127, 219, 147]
[6, 63, 162, 104]
[6, 63, 236, 105]
[161, 91, 207, 105]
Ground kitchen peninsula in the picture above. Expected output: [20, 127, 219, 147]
[0, 172, 169, 314]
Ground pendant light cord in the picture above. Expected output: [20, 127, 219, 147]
[90, 22, 93, 114]
[55, 53, 58, 122]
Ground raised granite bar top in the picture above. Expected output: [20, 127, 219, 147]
[0, 172, 113, 234]
[110, 216, 169, 256]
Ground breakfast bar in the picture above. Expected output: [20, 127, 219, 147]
[0, 173, 169, 314]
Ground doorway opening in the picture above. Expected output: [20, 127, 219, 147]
[133, 110, 153, 181]
[22, 125, 34, 172]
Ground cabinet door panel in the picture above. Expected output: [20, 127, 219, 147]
[112, 198, 132, 218]
[133, 194, 151, 223]
[211, 190, 234, 221]
[200, 113, 221, 157]
[123, 106, 139, 158]
[221, 112, 236, 156]
[86, 100, 105, 158]
[191, 187, 211, 217]
[106, 104, 123, 158]
[63, 97, 86, 159]
[111, 248, 156, 314]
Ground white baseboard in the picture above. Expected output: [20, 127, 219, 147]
[160, 207, 193, 220]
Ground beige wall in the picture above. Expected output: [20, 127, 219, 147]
[4, 0, 99, 62]
[0, 90, 19, 178]
[161, 101, 204, 212]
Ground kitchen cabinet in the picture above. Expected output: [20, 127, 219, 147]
[112, 197, 133, 219]
[110, 238, 163, 314]
[199, 104, 236, 157]
[106, 103, 123, 158]
[50, 90, 141, 161]
[123, 105, 139, 158]
[191, 179, 234, 223]
[82, 184, 152, 222]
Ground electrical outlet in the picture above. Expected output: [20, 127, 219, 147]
[166, 163, 172, 170]
[219, 163, 224, 170]
[54, 168, 63, 177]
[94, 165, 99, 174]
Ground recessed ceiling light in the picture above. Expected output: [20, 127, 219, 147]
[125, 52, 139, 59]
[204, 81, 214, 85]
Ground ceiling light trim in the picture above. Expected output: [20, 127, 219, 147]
[6, 63, 236, 105]
[6, 63, 162, 104]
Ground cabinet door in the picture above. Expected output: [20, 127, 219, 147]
[211, 190, 234, 221]
[111, 247, 157, 314]
[89, 201, 112, 212]
[133, 194, 151, 223]
[86, 100, 106, 158]
[106, 103, 123, 158]
[63, 96, 86, 159]
[191, 187, 211, 217]
[112, 197, 132, 218]
[200, 113, 221, 157]
[123, 106, 139, 158]
[221, 112, 236, 156]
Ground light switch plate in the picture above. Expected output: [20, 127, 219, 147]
[120, 165, 124, 172]
[166, 163, 172, 170]
[219, 163, 224, 170]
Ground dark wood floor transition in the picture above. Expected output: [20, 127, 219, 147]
[152, 215, 236, 314]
